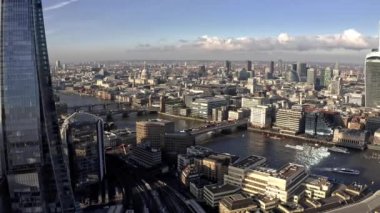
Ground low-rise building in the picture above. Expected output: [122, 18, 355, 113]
[333, 128, 369, 150]
[255, 195, 280, 212]
[163, 132, 195, 156]
[274, 108, 305, 135]
[250, 105, 272, 128]
[198, 154, 231, 183]
[304, 176, 332, 200]
[177, 154, 194, 172]
[203, 184, 240, 207]
[191, 97, 228, 119]
[242, 97, 269, 108]
[242, 163, 309, 202]
[131, 144, 161, 168]
[278, 203, 304, 213]
[224, 155, 266, 187]
[189, 179, 213, 201]
[181, 164, 201, 187]
[219, 193, 258, 213]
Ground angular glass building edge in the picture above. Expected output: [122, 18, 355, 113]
[0, 0, 77, 212]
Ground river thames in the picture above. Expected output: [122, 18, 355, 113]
[58, 92, 380, 190]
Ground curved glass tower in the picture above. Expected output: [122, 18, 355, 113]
[0, 0, 76, 212]
[365, 50, 380, 108]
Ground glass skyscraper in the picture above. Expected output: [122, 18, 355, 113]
[0, 0, 76, 212]
[365, 50, 380, 107]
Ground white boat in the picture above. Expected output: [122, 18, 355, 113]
[328, 146, 350, 154]
[332, 168, 360, 175]
[285, 144, 304, 151]
[270, 136, 281, 140]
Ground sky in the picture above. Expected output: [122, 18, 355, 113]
[42, 0, 380, 63]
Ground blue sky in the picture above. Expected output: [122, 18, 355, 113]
[42, 0, 380, 63]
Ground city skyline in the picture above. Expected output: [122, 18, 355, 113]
[42, 0, 380, 63]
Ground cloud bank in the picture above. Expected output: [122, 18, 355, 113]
[135, 29, 377, 52]
[44, 0, 80, 11]
[48, 29, 377, 63]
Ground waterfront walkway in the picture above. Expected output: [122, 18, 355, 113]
[326, 190, 380, 213]
[248, 127, 334, 146]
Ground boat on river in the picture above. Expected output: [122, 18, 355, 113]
[285, 144, 304, 151]
[332, 168, 360, 175]
[328, 146, 350, 154]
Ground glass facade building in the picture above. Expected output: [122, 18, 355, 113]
[305, 112, 341, 136]
[61, 112, 106, 204]
[365, 50, 380, 107]
[0, 0, 76, 212]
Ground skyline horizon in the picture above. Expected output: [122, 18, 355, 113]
[43, 0, 380, 64]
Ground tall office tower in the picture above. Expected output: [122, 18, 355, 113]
[307, 68, 316, 85]
[0, 1, 77, 212]
[136, 119, 175, 149]
[55, 60, 62, 71]
[270, 61, 275, 75]
[330, 77, 342, 96]
[291, 63, 297, 72]
[296, 62, 307, 82]
[225, 60, 232, 72]
[333, 68, 340, 78]
[198, 65, 206, 77]
[287, 70, 299, 82]
[61, 112, 106, 204]
[247, 60, 252, 71]
[334, 62, 339, 70]
[365, 48, 380, 107]
[278, 59, 283, 76]
[323, 67, 333, 88]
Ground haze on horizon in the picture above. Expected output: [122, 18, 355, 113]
[42, 0, 380, 63]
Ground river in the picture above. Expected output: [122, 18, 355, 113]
[58, 92, 380, 190]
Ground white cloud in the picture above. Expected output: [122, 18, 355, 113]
[190, 29, 375, 52]
[44, 0, 80, 11]
[277, 33, 294, 44]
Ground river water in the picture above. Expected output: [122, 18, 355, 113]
[58, 92, 380, 190]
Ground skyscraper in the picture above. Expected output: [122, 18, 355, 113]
[270, 61, 275, 76]
[307, 68, 316, 85]
[365, 49, 380, 107]
[247, 60, 252, 71]
[330, 77, 342, 96]
[296, 62, 307, 82]
[225, 60, 232, 72]
[323, 67, 333, 88]
[0, 1, 76, 212]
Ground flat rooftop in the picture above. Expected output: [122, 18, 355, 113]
[277, 163, 305, 179]
[194, 97, 226, 103]
[232, 155, 266, 169]
[204, 184, 239, 194]
[221, 193, 257, 210]
[305, 176, 331, 187]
